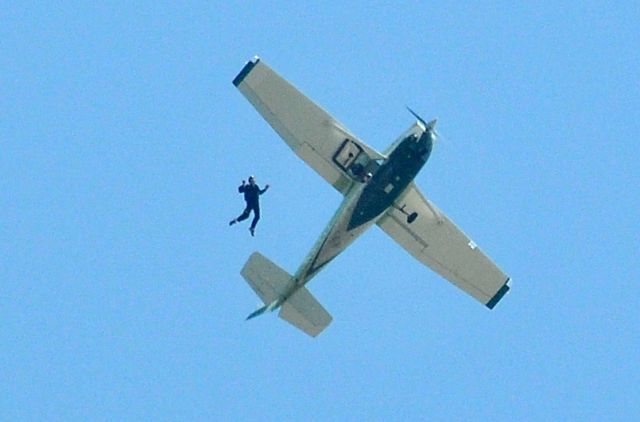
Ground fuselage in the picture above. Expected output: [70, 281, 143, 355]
[287, 124, 435, 295]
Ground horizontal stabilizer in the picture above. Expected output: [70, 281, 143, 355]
[240, 251, 332, 337]
[241, 252, 291, 305]
[279, 287, 332, 337]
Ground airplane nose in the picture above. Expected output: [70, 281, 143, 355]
[421, 129, 435, 145]
[417, 130, 435, 158]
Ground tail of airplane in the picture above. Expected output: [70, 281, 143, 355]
[240, 252, 333, 337]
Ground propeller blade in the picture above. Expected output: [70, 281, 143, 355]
[406, 106, 427, 126]
[406, 106, 437, 132]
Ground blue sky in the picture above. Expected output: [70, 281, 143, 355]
[2, 1, 639, 420]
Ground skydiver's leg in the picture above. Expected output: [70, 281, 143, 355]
[230, 205, 251, 225]
[250, 205, 260, 230]
[236, 207, 251, 222]
[249, 205, 260, 236]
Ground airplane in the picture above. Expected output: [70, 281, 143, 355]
[233, 56, 510, 337]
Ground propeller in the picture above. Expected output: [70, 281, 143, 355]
[406, 106, 445, 145]
[406, 106, 437, 130]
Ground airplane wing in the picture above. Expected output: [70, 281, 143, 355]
[233, 57, 385, 195]
[377, 184, 510, 308]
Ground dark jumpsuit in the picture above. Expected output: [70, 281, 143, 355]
[236, 183, 268, 230]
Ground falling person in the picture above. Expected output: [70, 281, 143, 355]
[229, 176, 269, 236]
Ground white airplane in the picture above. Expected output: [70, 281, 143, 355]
[234, 57, 510, 337]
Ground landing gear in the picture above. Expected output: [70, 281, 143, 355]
[395, 205, 419, 224]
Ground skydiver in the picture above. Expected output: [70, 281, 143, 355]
[229, 175, 270, 236]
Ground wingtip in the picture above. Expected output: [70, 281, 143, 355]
[486, 278, 511, 310]
[233, 56, 261, 87]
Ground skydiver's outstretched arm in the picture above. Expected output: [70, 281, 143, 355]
[259, 184, 270, 195]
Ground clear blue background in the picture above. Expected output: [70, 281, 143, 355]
[3, 2, 639, 420]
